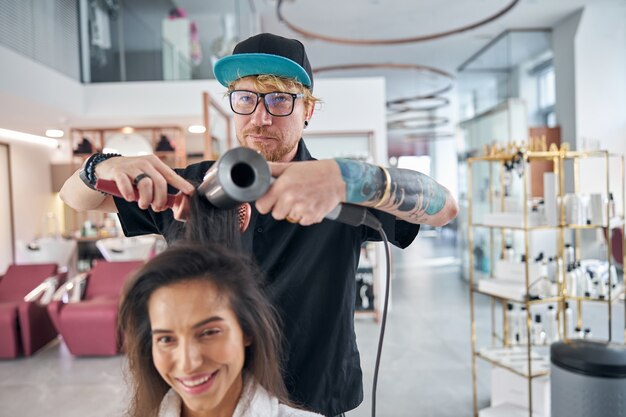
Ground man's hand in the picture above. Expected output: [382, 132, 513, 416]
[60, 154, 196, 214]
[256, 160, 346, 225]
[94, 154, 195, 212]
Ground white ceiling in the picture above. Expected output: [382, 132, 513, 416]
[175, 0, 591, 144]
[178, 0, 589, 96]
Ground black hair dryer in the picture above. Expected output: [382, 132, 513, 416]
[197, 147, 271, 209]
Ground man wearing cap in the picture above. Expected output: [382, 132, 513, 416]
[60, 33, 458, 416]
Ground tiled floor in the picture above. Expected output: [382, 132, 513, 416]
[348, 230, 491, 417]
[0, 231, 493, 417]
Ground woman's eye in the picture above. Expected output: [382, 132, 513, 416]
[200, 328, 220, 337]
[156, 335, 173, 344]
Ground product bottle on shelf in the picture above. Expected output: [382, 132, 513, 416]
[545, 305, 559, 344]
[581, 266, 593, 298]
[592, 281, 600, 299]
[504, 245, 515, 262]
[583, 328, 592, 339]
[608, 192, 616, 219]
[518, 306, 529, 345]
[534, 259, 552, 298]
[533, 314, 546, 345]
[506, 303, 517, 346]
[565, 264, 577, 297]
[564, 302, 575, 339]
[564, 243, 575, 266]
[574, 326, 584, 339]
[598, 277, 607, 299]
[547, 256, 561, 283]
[608, 264, 618, 287]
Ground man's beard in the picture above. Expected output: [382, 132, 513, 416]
[239, 128, 298, 162]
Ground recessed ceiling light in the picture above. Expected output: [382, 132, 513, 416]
[45, 129, 64, 138]
[121, 126, 134, 134]
[188, 125, 206, 134]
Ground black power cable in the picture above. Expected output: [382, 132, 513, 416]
[316, 204, 393, 417]
[344, 210, 389, 417]
[370, 221, 390, 417]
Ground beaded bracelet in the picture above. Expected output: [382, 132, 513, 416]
[373, 166, 391, 208]
[79, 153, 121, 191]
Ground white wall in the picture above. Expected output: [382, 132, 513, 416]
[308, 77, 388, 164]
[552, 2, 626, 211]
[0, 138, 61, 244]
[552, 9, 583, 150]
[575, 0, 626, 157]
[0, 144, 13, 274]
[575, 0, 626, 212]
[0, 44, 84, 118]
[83, 80, 226, 121]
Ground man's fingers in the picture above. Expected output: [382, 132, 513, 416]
[137, 180, 154, 209]
[257, 163, 294, 215]
[268, 162, 292, 178]
[152, 157, 196, 195]
[172, 193, 190, 221]
[113, 172, 136, 201]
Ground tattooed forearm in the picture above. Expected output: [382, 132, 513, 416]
[335, 159, 455, 225]
[381, 167, 448, 221]
[335, 158, 385, 203]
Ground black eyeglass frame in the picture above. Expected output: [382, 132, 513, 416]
[228, 90, 305, 117]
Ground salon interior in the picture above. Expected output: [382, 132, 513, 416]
[0, 1, 625, 416]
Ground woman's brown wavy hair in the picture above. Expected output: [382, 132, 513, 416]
[118, 192, 290, 417]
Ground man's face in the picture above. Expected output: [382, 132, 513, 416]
[232, 77, 309, 163]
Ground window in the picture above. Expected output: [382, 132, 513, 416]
[535, 63, 556, 127]
[538, 66, 555, 109]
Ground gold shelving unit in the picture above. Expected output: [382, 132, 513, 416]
[468, 147, 625, 417]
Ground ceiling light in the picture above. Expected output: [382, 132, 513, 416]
[188, 125, 206, 134]
[0, 128, 59, 148]
[121, 126, 134, 134]
[45, 129, 64, 138]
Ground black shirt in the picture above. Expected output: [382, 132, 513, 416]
[114, 140, 419, 415]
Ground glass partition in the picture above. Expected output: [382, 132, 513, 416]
[82, 0, 257, 83]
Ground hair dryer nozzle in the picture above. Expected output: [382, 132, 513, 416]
[197, 147, 271, 209]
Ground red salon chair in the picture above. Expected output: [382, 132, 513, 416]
[48, 260, 143, 356]
[0, 263, 61, 358]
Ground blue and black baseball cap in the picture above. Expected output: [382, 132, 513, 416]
[213, 33, 313, 91]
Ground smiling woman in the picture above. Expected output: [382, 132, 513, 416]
[119, 242, 322, 417]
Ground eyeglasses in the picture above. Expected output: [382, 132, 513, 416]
[229, 90, 304, 117]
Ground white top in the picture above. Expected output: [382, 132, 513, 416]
[157, 375, 322, 417]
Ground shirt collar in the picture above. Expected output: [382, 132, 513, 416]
[292, 139, 314, 162]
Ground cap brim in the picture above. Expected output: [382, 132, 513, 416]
[213, 53, 312, 88]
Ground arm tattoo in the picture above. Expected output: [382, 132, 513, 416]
[335, 158, 385, 203]
[335, 159, 448, 222]
[384, 167, 447, 221]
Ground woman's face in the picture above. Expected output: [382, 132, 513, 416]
[149, 280, 250, 417]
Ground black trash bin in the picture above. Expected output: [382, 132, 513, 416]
[551, 339, 626, 417]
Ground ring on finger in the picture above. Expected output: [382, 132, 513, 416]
[133, 173, 151, 187]
[286, 215, 300, 224]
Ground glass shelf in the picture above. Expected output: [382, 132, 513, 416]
[472, 287, 561, 305]
[565, 289, 625, 304]
[468, 149, 611, 163]
[471, 223, 611, 231]
[476, 346, 550, 378]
